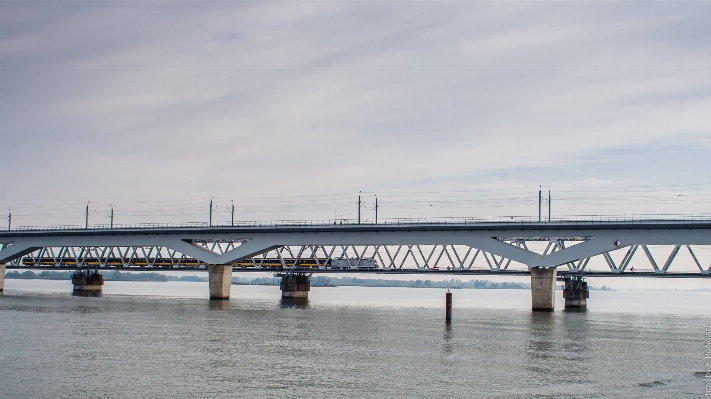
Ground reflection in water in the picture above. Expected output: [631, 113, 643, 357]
[442, 322, 453, 355]
[280, 298, 309, 309]
[562, 307, 587, 314]
[558, 310, 592, 383]
[71, 291, 103, 298]
[444, 321, 452, 339]
[526, 310, 595, 381]
[526, 311, 556, 372]
[208, 300, 232, 310]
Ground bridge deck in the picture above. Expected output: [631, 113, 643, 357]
[3, 218, 711, 237]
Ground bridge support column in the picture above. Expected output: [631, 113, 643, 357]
[72, 270, 104, 293]
[0, 263, 5, 292]
[563, 276, 589, 309]
[530, 267, 556, 311]
[208, 264, 233, 300]
[279, 273, 310, 299]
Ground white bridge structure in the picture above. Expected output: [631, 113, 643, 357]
[1, 219, 710, 310]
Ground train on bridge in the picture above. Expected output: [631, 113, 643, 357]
[21, 257, 380, 270]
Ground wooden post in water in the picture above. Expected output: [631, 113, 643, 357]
[445, 290, 452, 321]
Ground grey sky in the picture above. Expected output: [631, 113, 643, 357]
[1, 1, 710, 226]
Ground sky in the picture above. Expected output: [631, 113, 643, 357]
[1, 1, 710, 227]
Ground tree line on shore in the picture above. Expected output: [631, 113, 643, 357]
[5, 270, 531, 289]
[4, 270, 206, 282]
[234, 276, 531, 289]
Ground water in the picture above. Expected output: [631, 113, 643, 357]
[1, 280, 709, 398]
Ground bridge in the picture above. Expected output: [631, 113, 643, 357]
[1, 219, 710, 311]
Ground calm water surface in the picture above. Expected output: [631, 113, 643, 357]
[1, 280, 709, 398]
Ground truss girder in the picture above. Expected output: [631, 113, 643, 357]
[641, 245, 681, 274]
[4, 242, 711, 275]
[1, 225, 711, 275]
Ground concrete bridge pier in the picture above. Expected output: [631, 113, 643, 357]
[530, 267, 557, 311]
[279, 273, 310, 299]
[207, 264, 233, 300]
[563, 276, 589, 309]
[72, 270, 104, 293]
[0, 263, 5, 292]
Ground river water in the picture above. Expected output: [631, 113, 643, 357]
[1, 279, 709, 398]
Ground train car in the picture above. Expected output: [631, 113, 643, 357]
[21, 257, 202, 268]
[233, 258, 333, 268]
[22, 256, 378, 270]
[234, 257, 378, 269]
[330, 257, 378, 270]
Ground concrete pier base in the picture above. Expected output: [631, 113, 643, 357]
[72, 270, 104, 293]
[208, 264, 233, 300]
[563, 277, 589, 309]
[0, 263, 5, 292]
[530, 267, 557, 311]
[279, 274, 310, 299]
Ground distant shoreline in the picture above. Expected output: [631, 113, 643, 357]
[6, 270, 710, 292]
[6, 270, 531, 290]
[232, 282, 527, 289]
[4, 270, 205, 283]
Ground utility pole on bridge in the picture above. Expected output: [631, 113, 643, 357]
[358, 193, 361, 224]
[538, 186, 542, 222]
[375, 196, 378, 224]
[209, 197, 213, 227]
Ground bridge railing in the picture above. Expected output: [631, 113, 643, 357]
[4, 215, 711, 232]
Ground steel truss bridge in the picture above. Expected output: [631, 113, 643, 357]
[1, 220, 711, 277]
